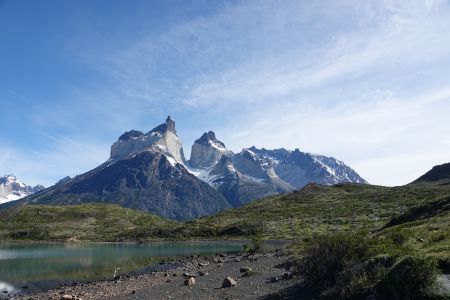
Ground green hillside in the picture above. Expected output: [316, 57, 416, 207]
[377, 196, 450, 259]
[184, 183, 450, 242]
[0, 204, 176, 242]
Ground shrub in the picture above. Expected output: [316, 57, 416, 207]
[387, 228, 411, 246]
[295, 233, 438, 300]
[375, 255, 438, 300]
[244, 234, 264, 255]
[296, 233, 378, 299]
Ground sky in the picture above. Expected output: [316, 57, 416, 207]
[1, 0, 450, 187]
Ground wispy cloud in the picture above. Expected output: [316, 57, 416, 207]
[3, 0, 450, 186]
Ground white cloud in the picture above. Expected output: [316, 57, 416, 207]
[0, 136, 108, 186]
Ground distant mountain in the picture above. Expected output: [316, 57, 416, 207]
[0, 175, 44, 204]
[248, 147, 367, 188]
[2, 116, 367, 220]
[187, 131, 366, 206]
[414, 162, 450, 184]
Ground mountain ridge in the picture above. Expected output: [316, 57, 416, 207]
[1, 116, 367, 220]
[413, 162, 450, 184]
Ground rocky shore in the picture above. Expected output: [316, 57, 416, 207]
[11, 251, 302, 300]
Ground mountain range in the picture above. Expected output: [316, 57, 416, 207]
[2, 116, 367, 220]
[0, 175, 44, 204]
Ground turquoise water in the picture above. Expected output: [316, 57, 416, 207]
[0, 241, 246, 293]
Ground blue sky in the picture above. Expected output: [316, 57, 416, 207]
[1, 0, 450, 187]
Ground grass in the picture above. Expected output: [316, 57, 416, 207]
[183, 183, 450, 243]
[375, 195, 450, 261]
[0, 203, 176, 242]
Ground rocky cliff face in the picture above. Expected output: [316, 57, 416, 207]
[110, 116, 185, 163]
[189, 131, 232, 169]
[0, 175, 44, 204]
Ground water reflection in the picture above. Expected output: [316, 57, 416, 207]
[0, 281, 15, 292]
[0, 241, 245, 287]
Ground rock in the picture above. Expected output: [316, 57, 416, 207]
[183, 273, 196, 278]
[198, 271, 208, 276]
[131, 290, 136, 294]
[184, 277, 196, 286]
[282, 272, 292, 279]
[198, 262, 209, 267]
[219, 253, 226, 258]
[61, 295, 74, 300]
[222, 277, 237, 288]
[240, 267, 252, 273]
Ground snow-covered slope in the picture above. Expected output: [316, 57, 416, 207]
[0, 175, 44, 204]
[187, 132, 367, 206]
[249, 147, 368, 188]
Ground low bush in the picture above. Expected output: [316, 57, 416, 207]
[295, 233, 439, 299]
[375, 255, 438, 300]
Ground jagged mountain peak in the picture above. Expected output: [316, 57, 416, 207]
[148, 115, 177, 135]
[240, 148, 257, 158]
[118, 130, 144, 141]
[195, 131, 226, 148]
[110, 116, 185, 163]
[189, 131, 232, 169]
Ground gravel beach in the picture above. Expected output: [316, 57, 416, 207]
[10, 251, 302, 300]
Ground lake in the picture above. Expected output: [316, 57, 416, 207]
[0, 241, 248, 295]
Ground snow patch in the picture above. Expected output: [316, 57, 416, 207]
[165, 155, 177, 167]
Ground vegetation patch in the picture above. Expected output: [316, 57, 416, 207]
[0, 204, 176, 242]
[294, 233, 440, 300]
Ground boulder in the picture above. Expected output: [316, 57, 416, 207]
[222, 276, 237, 288]
[184, 277, 196, 286]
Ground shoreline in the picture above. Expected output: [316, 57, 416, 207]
[9, 250, 301, 300]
